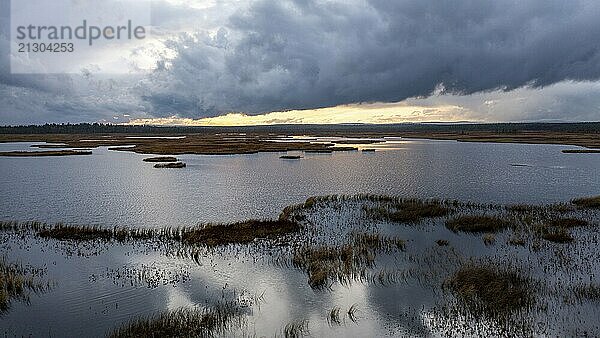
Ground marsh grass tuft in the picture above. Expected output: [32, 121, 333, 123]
[572, 196, 600, 209]
[2, 219, 300, 247]
[109, 302, 243, 338]
[573, 283, 600, 301]
[38, 224, 116, 241]
[180, 219, 300, 246]
[364, 199, 451, 223]
[347, 304, 359, 323]
[436, 239, 449, 246]
[507, 234, 527, 246]
[154, 162, 186, 168]
[483, 233, 496, 246]
[292, 232, 404, 289]
[328, 306, 342, 326]
[541, 229, 574, 243]
[548, 218, 588, 228]
[445, 263, 535, 319]
[445, 215, 509, 233]
[283, 319, 309, 338]
[0, 257, 50, 314]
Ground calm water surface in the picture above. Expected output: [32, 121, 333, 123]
[1, 139, 599, 337]
[1, 139, 599, 227]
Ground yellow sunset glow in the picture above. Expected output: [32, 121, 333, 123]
[126, 102, 473, 126]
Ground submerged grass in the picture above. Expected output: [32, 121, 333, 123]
[0, 257, 50, 314]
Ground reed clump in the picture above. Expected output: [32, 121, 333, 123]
[541, 229, 574, 243]
[283, 319, 309, 338]
[436, 239, 449, 246]
[154, 162, 186, 168]
[445, 215, 509, 233]
[445, 263, 534, 319]
[548, 218, 588, 228]
[0, 257, 49, 314]
[572, 196, 600, 209]
[109, 302, 243, 338]
[38, 224, 115, 241]
[328, 307, 342, 326]
[573, 283, 600, 301]
[35, 223, 156, 242]
[483, 233, 496, 246]
[180, 219, 300, 246]
[292, 232, 404, 289]
[365, 199, 451, 223]
[2, 220, 299, 247]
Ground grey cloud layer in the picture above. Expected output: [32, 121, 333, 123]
[1, 0, 600, 123]
[144, 0, 600, 117]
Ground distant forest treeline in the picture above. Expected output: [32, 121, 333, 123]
[0, 122, 599, 134]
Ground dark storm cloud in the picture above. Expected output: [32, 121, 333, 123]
[1, 0, 599, 123]
[143, 0, 600, 116]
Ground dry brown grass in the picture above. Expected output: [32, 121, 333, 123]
[0, 257, 50, 314]
[8, 219, 299, 247]
[38, 224, 115, 241]
[108, 302, 243, 338]
[365, 199, 451, 223]
[0, 133, 351, 155]
[143, 156, 178, 162]
[445, 263, 534, 319]
[292, 232, 404, 289]
[180, 219, 300, 246]
[445, 215, 509, 233]
[154, 162, 186, 168]
[436, 239, 449, 246]
[0, 150, 92, 157]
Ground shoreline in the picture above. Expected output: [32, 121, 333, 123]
[0, 129, 599, 156]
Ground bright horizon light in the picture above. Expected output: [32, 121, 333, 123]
[125, 101, 474, 126]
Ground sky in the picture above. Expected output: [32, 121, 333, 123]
[1, 0, 600, 125]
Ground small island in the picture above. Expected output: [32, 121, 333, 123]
[154, 162, 187, 168]
[143, 156, 178, 162]
[562, 149, 600, 153]
[0, 150, 92, 157]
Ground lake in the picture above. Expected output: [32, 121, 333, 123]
[1, 138, 599, 228]
[1, 138, 599, 337]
